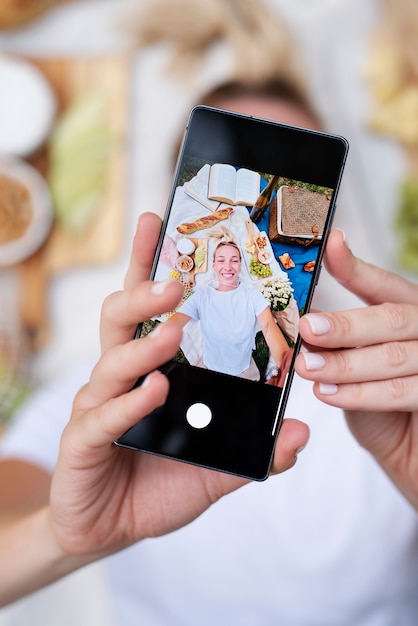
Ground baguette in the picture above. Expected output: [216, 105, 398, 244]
[177, 206, 233, 234]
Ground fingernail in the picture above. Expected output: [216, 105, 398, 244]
[141, 372, 152, 388]
[304, 314, 331, 335]
[319, 383, 338, 395]
[148, 323, 162, 338]
[335, 228, 349, 249]
[151, 280, 172, 295]
[296, 444, 306, 455]
[302, 352, 326, 371]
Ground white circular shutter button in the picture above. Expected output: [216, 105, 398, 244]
[186, 403, 212, 429]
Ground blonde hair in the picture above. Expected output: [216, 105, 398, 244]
[209, 225, 241, 260]
[128, 0, 306, 93]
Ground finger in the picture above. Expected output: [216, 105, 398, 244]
[270, 418, 310, 474]
[308, 375, 418, 413]
[296, 340, 418, 384]
[124, 212, 162, 290]
[81, 322, 183, 408]
[71, 369, 171, 450]
[100, 279, 184, 352]
[298, 302, 418, 350]
[324, 229, 418, 306]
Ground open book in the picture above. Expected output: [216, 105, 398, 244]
[184, 164, 221, 211]
[184, 163, 261, 210]
[208, 163, 260, 206]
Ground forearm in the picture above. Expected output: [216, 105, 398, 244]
[259, 308, 289, 369]
[0, 506, 94, 607]
[265, 327, 289, 370]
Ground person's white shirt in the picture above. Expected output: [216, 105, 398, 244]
[1, 361, 418, 626]
[178, 281, 268, 375]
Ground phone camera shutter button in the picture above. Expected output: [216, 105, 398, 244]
[186, 403, 212, 429]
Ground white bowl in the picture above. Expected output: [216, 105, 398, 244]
[0, 55, 56, 157]
[176, 255, 194, 272]
[176, 237, 195, 255]
[0, 156, 53, 266]
[258, 248, 273, 265]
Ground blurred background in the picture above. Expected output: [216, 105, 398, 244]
[0, 0, 417, 623]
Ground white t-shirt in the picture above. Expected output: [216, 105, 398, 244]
[1, 361, 418, 626]
[178, 281, 268, 375]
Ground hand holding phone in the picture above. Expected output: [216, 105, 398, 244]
[116, 106, 348, 480]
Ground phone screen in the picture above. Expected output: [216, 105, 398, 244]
[116, 106, 348, 480]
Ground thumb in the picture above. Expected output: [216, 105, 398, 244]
[324, 229, 418, 306]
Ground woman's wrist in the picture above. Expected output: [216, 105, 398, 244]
[0, 505, 95, 607]
[265, 366, 279, 379]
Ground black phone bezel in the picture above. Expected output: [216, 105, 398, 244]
[115, 105, 349, 481]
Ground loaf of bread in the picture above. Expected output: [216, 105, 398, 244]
[177, 206, 233, 234]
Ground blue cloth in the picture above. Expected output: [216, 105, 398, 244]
[248, 179, 319, 313]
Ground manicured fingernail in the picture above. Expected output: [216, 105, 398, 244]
[151, 280, 172, 295]
[304, 314, 331, 335]
[302, 352, 326, 371]
[335, 228, 349, 248]
[148, 324, 162, 338]
[319, 383, 338, 395]
[141, 372, 152, 388]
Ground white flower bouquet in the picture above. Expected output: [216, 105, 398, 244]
[257, 277, 294, 311]
[258, 277, 298, 343]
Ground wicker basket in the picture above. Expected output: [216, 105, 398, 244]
[269, 186, 330, 246]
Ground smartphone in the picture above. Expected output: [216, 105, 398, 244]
[115, 105, 348, 480]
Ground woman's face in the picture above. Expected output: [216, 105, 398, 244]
[213, 244, 241, 290]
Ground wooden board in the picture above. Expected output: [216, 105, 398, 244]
[190, 237, 208, 275]
[28, 56, 129, 272]
[17, 56, 130, 349]
[176, 237, 208, 286]
[244, 219, 274, 278]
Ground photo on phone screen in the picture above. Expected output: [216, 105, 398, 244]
[116, 106, 348, 481]
[140, 159, 332, 388]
